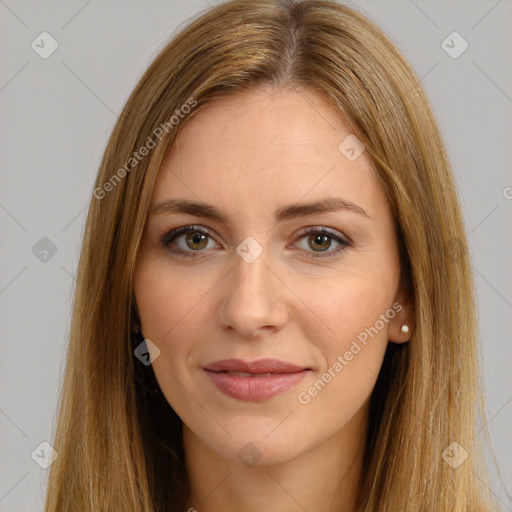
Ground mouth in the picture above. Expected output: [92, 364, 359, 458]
[203, 358, 312, 401]
[213, 371, 285, 377]
[203, 358, 311, 374]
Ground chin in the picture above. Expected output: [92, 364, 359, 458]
[219, 435, 303, 468]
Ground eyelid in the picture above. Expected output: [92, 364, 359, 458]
[292, 226, 350, 258]
[295, 225, 351, 244]
[160, 224, 217, 248]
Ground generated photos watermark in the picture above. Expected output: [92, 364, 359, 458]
[94, 96, 197, 200]
[297, 301, 403, 404]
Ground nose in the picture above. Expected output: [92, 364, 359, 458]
[216, 243, 289, 339]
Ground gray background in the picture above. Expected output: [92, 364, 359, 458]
[0, 0, 511, 510]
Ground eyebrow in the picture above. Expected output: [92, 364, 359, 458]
[150, 197, 370, 223]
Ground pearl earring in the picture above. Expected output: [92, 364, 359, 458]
[400, 324, 409, 334]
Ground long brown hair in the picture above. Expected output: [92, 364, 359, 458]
[44, 0, 499, 510]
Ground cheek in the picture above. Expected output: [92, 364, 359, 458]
[293, 280, 392, 436]
[133, 261, 213, 413]
[302, 270, 396, 351]
[134, 259, 216, 341]
[295, 273, 394, 398]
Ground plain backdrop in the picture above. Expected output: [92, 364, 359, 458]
[0, 0, 511, 510]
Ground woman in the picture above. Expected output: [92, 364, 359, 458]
[44, 0, 499, 510]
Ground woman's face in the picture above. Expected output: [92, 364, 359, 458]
[134, 86, 410, 466]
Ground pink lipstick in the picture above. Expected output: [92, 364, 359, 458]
[203, 358, 310, 401]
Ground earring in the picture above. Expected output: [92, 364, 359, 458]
[400, 324, 409, 334]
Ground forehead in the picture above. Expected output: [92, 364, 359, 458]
[153, 87, 385, 219]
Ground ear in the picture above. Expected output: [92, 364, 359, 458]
[388, 285, 414, 344]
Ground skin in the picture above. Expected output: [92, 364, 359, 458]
[133, 85, 412, 512]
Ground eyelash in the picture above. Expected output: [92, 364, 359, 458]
[160, 224, 351, 259]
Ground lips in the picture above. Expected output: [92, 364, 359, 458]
[203, 358, 311, 401]
[203, 358, 309, 374]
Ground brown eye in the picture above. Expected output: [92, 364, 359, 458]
[184, 232, 209, 250]
[295, 227, 350, 258]
[161, 225, 218, 255]
[307, 233, 333, 252]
